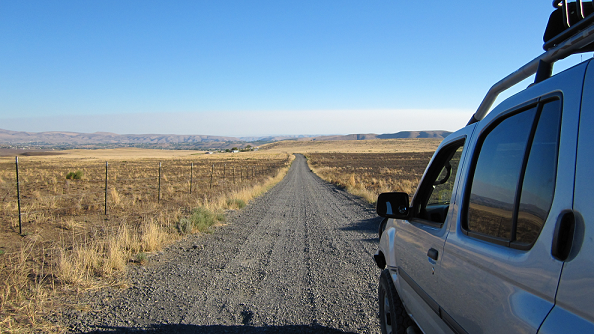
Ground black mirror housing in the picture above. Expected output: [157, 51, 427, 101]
[376, 192, 410, 219]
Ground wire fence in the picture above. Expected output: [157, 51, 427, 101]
[0, 155, 291, 235]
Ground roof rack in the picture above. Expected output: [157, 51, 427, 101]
[467, 0, 594, 125]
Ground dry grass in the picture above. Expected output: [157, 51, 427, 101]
[0, 149, 293, 333]
[307, 152, 434, 203]
[263, 138, 440, 203]
[260, 138, 441, 154]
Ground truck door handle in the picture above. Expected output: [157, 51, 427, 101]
[427, 248, 438, 261]
[552, 211, 575, 261]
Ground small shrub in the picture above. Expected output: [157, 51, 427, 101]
[136, 252, 148, 265]
[226, 198, 246, 210]
[176, 218, 193, 235]
[66, 170, 83, 180]
[190, 207, 225, 233]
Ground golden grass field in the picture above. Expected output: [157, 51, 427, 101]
[0, 148, 293, 332]
[259, 138, 441, 153]
[0, 139, 441, 332]
[258, 138, 441, 203]
[306, 152, 434, 203]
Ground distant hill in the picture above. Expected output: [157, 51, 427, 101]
[239, 135, 320, 142]
[301, 131, 452, 141]
[0, 129, 452, 148]
[0, 128, 240, 144]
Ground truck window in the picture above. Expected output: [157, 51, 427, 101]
[515, 100, 561, 245]
[465, 99, 561, 247]
[427, 147, 463, 206]
[412, 140, 465, 225]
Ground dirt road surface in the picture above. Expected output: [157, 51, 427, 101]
[58, 154, 382, 333]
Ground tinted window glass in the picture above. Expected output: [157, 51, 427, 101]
[414, 140, 465, 224]
[468, 107, 537, 240]
[516, 101, 561, 244]
[428, 147, 463, 205]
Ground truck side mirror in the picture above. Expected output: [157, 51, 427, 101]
[377, 192, 410, 219]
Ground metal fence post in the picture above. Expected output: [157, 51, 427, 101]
[15, 156, 22, 235]
[190, 162, 193, 194]
[233, 167, 235, 184]
[210, 164, 214, 189]
[105, 162, 108, 215]
[158, 162, 162, 202]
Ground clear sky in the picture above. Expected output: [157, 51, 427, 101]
[0, 1, 589, 137]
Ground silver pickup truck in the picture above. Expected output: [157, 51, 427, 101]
[373, 2, 594, 333]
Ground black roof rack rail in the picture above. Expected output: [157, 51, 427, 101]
[544, 1, 594, 50]
[467, 1, 594, 125]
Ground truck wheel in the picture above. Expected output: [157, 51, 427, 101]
[379, 269, 413, 334]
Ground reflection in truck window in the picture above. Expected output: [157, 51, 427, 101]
[467, 100, 561, 246]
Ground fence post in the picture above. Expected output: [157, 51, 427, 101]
[104, 162, 108, 215]
[210, 164, 214, 189]
[15, 157, 22, 235]
[233, 167, 235, 184]
[190, 162, 193, 194]
[158, 162, 162, 202]
[223, 164, 226, 181]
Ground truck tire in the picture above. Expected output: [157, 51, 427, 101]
[379, 269, 413, 334]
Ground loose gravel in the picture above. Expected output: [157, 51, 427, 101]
[55, 154, 383, 333]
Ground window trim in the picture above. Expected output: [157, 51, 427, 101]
[461, 92, 563, 250]
[410, 138, 466, 228]
[408, 217, 444, 229]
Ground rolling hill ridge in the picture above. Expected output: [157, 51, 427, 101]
[0, 128, 452, 145]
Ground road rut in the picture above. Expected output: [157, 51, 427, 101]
[59, 154, 382, 333]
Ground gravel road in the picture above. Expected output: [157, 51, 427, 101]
[58, 154, 382, 333]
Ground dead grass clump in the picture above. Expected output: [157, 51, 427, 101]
[56, 219, 171, 286]
[226, 198, 246, 210]
[0, 241, 56, 331]
[139, 218, 169, 252]
[58, 218, 82, 230]
[102, 229, 128, 275]
[109, 188, 121, 207]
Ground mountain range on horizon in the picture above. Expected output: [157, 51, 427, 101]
[0, 128, 452, 145]
[0, 129, 451, 145]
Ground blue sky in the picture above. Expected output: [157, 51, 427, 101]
[0, 1, 588, 137]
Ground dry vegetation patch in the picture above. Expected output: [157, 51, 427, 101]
[0, 149, 293, 332]
[307, 152, 434, 203]
[278, 138, 440, 203]
[260, 138, 441, 153]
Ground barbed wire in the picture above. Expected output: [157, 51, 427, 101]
[2, 157, 290, 232]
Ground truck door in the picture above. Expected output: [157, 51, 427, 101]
[538, 58, 594, 333]
[390, 127, 471, 333]
[438, 61, 585, 334]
